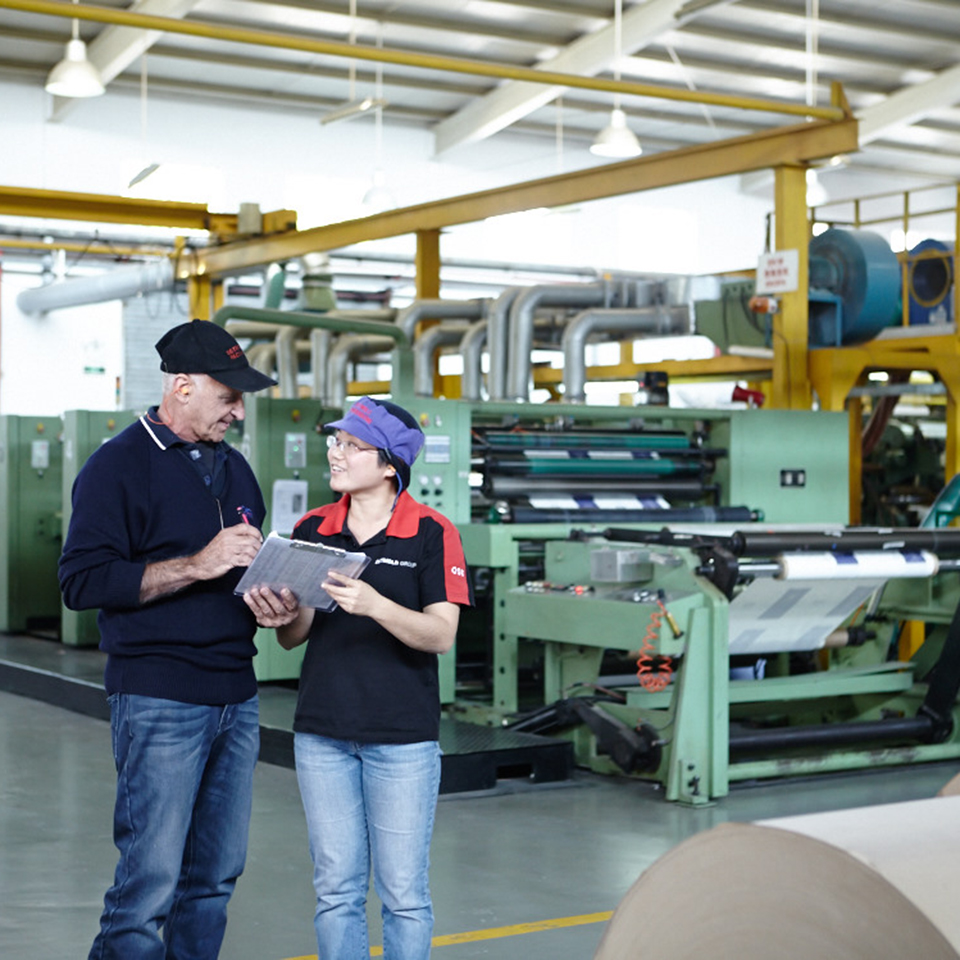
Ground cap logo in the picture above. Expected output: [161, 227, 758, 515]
[352, 402, 374, 424]
[226, 345, 243, 360]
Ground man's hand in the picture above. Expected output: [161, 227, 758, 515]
[194, 525, 264, 580]
[139, 524, 264, 604]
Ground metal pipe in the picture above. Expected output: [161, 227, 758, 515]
[245, 342, 276, 377]
[310, 328, 332, 401]
[487, 287, 521, 402]
[262, 263, 288, 310]
[223, 306, 399, 399]
[507, 281, 610, 401]
[1, 0, 846, 122]
[16, 258, 174, 314]
[274, 326, 302, 399]
[396, 298, 485, 340]
[414, 321, 474, 396]
[326, 334, 398, 409]
[562, 306, 690, 402]
[459, 318, 488, 402]
[213, 305, 407, 343]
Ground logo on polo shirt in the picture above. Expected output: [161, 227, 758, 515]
[374, 557, 417, 569]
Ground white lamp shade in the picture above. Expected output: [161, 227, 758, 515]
[45, 38, 105, 98]
[590, 108, 642, 159]
[362, 168, 397, 212]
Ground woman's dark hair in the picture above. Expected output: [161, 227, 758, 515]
[371, 398, 420, 494]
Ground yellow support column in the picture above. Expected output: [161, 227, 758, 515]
[847, 395, 863, 525]
[186, 275, 224, 320]
[772, 165, 812, 409]
[188, 275, 212, 320]
[946, 386, 960, 487]
[899, 620, 926, 662]
[415, 229, 441, 300]
[955, 184, 960, 332]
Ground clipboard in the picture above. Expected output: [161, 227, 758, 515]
[234, 532, 370, 611]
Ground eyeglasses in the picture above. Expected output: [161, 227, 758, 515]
[326, 434, 378, 457]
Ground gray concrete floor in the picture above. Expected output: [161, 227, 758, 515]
[2, 687, 958, 960]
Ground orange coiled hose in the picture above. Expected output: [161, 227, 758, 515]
[636, 599, 674, 693]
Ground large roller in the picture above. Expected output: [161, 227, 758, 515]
[594, 795, 960, 960]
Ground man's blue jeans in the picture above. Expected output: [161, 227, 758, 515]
[89, 693, 260, 960]
[295, 734, 441, 960]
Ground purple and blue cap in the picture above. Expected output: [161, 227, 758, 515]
[325, 397, 425, 494]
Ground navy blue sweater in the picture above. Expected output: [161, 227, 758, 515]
[59, 410, 265, 705]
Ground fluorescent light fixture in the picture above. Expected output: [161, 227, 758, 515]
[590, 108, 642, 158]
[128, 162, 161, 189]
[45, 1, 104, 99]
[320, 97, 387, 125]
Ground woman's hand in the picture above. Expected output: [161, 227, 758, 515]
[243, 585, 301, 628]
[322, 571, 380, 617]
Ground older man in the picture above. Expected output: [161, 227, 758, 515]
[60, 319, 276, 960]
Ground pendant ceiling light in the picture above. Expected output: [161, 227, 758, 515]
[45, 0, 104, 98]
[590, 0, 641, 159]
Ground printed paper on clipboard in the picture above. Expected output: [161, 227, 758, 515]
[235, 532, 370, 612]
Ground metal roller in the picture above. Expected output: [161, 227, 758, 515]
[483, 456, 705, 478]
[504, 505, 757, 525]
[480, 430, 696, 451]
[483, 475, 712, 499]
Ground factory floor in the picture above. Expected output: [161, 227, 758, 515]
[2, 664, 959, 960]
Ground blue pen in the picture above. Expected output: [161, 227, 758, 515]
[237, 505, 253, 525]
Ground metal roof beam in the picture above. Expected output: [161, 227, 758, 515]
[858, 62, 960, 145]
[432, 0, 738, 156]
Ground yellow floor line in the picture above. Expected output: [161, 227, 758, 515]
[282, 910, 614, 960]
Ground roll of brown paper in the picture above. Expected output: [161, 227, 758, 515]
[593, 796, 960, 960]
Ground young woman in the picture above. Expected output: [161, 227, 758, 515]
[244, 396, 473, 960]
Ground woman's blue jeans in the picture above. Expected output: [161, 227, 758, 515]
[89, 693, 260, 960]
[295, 733, 441, 960]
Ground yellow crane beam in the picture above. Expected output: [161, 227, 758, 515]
[187, 115, 859, 278]
[1, 0, 846, 122]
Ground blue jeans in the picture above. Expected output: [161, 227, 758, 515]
[295, 734, 441, 960]
[89, 693, 260, 960]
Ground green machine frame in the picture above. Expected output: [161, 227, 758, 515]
[490, 531, 960, 805]
[61, 409, 143, 646]
[234, 395, 340, 681]
[0, 415, 64, 634]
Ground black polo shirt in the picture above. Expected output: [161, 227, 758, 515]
[291, 492, 473, 743]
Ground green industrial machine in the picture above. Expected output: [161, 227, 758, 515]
[694, 278, 771, 353]
[233, 396, 339, 681]
[0, 415, 64, 633]
[398, 400, 849, 708]
[61, 409, 143, 646]
[488, 524, 960, 805]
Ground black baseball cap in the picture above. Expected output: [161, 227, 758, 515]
[156, 320, 277, 393]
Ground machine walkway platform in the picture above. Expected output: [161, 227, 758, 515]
[0, 634, 573, 795]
